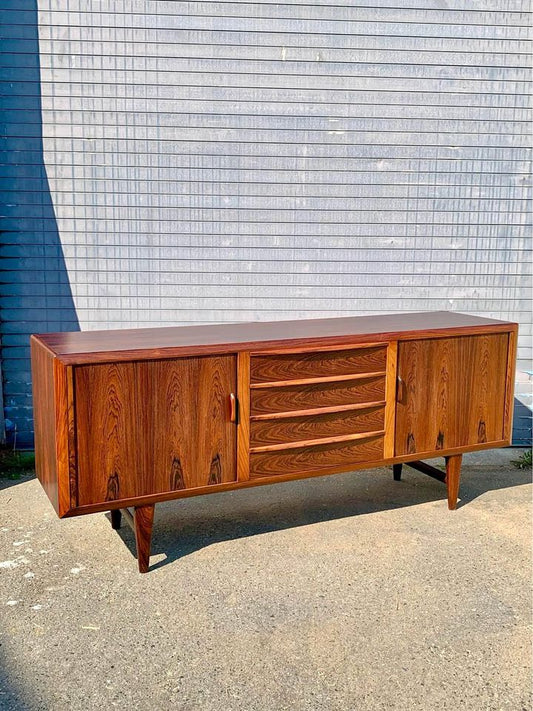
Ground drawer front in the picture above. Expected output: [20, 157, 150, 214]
[250, 405, 384, 447]
[251, 375, 385, 416]
[250, 345, 386, 383]
[250, 434, 384, 477]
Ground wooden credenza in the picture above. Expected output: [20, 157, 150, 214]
[31, 311, 517, 572]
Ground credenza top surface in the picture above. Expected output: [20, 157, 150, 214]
[32, 311, 516, 364]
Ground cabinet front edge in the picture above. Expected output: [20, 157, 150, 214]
[50, 323, 518, 365]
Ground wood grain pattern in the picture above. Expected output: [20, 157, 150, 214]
[383, 341, 398, 459]
[251, 341, 388, 356]
[250, 400, 386, 421]
[31, 337, 60, 514]
[64, 439, 507, 519]
[133, 504, 155, 574]
[65, 365, 78, 510]
[395, 334, 509, 456]
[250, 405, 384, 447]
[250, 346, 387, 383]
[251, 376, 386, 416]
[52, 359, 72, 517]
[75, 362, 140, 505]
[250, 430, 385, 453]
[74, 356, 237, 506]
[34, 312, 516, 366]
[237, 351, 251, 481]
[503, 327, 518, 443]
[31, 313, 517, 541]
[250, 434, 384, 477]
[249, 371, 386, 389]
[196, 356, 237, 488]
[445, 454, 462, 511]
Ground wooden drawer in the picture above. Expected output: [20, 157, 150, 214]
[250, 405, 385, 448]
[250, 375, 385, 416]
[250, 434, 384, 477]
[250, 345, 386, 384]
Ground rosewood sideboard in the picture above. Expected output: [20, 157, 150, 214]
[31, 311, 517, 572]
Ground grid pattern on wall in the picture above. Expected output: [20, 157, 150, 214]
[1, 0, 532, 446]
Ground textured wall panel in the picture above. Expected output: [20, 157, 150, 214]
[1, 0, 531, 446]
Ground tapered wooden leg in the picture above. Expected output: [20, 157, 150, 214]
[133, 504, 155, 573]
[445, 454, 462, 510]
[393, 463, 403, 481]
[110, 509, 122, 530]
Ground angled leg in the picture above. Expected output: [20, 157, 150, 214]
[445, 454, 462, 511]
[133, 505, 155, 573]
[393, 463, 403, 481]
[110, 509, 122, 530]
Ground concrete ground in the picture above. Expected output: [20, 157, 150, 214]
[0, 449, 531, 711]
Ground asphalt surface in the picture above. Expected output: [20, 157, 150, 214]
[0, 449, 531, 711]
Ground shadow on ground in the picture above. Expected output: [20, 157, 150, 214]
[109, 461, 532, 571]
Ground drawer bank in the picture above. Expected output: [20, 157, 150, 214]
[31, 311, 517, 573]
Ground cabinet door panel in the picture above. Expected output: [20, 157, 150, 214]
[156, 355, 237, 490]
[395, 334, 509, 456]
[75, 356, 237, 506]
[75, 362, 142, 504]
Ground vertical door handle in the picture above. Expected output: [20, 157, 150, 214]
[396, 376, 406, 403]
[229, 393, 238, 422]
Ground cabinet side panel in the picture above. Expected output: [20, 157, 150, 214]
[503, 328, 518, 443]
[30, 338, 59, 514]
[54, 360, 74, 516]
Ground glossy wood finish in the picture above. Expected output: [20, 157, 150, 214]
[250, 345, 387, 383]
[31, 312, 517, 573]
[250, 371, 386, 389]
[31, 338, 59, 513]
[251, 376, 386, 416]
[121, 505, 155, 573]
[75, 356, 237, 506]
[250, 434, 384, 477]
[34, 311, 515, 365]
[30, 337, 72, 516]
[65, 439, 509, 519]
[395, 458, 464, 508]
[383, 341, 398, 459]
[250, 405, 384, 447]
[395, 334, 509, 456]
[445, 454, 462, 510]
[134, 505, 155, 574]
[250, 400, 386, 421]
[236, 351, 251, 482]
[250, 430, 385, 454]
[503, 328, 518, 442]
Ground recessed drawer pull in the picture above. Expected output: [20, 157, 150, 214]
[250, 429, 386, 454]
[250, 400, 386, 421]
[396, 376, 406, 403]
[229, 393, 237, 422]
[250, 370, 386, 389]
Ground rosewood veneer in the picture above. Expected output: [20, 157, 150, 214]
[31, 311, 517, 572]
